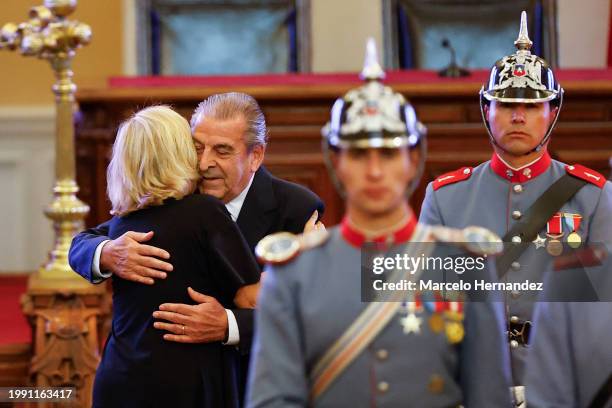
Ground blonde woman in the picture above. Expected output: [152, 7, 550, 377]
[92, 105, 260, 408]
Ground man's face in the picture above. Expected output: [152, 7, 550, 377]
[334, 147, 416, 216]
[192, 114, 264, 203]
[485, 101, 557, 156]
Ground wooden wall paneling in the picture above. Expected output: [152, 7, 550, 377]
[0, 343, 31, 388]
[74, 79, 612, 229]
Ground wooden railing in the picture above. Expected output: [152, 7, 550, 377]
[75, 71, 612, 228]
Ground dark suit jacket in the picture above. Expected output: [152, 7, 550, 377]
[232, 166, 324, 351]
[229, 166, 324, 405]
[69, 166, 324, 404]
[92, 194, 260, 408]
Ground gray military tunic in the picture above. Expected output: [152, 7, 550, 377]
[525, 245, 612, 408]
[419, 154, 612, 384]
[525, 302, 612, 407]
[246, 225, 512, 407]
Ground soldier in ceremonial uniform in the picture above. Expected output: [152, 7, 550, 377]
[419, 11, 612, 405]
[246, 40, 512, 408]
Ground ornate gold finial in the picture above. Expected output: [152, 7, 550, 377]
[360, 37, 385, 81]
[1, 2, 92, 280]
[514, 11, 533, 53]
[44, 0, 77, 17]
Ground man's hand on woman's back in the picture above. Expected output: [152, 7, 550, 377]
[101, 230, 173, 285]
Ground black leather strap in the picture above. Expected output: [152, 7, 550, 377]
[496, 174, 587, 279]
[589, 372, 612, 408]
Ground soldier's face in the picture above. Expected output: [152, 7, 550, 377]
[192, 115, 264, 203]
[486, 101, 557, 156]
[334, 147, 416, 216]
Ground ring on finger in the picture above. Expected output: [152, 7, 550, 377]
[182, 325, 186, 335]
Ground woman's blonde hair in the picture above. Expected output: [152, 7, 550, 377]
[107, 105, 199, 216]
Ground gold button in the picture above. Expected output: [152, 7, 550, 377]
[510, 340, 519, 349]
[510, 315, 519, 323]
[376, 349, 388, 361]
[511, 261, 520, 270]
[512, 210, 522, 220]
[513, 184, 523, 193]
[428, 374, 445, 394]
[377, 381, 389, 393]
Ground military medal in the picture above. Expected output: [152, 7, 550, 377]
[400, 313, 422, 334]
[428, 374, 445, 394]
[546, 237, 563, 256]
[443, 302, 464, 344]
[399, 301, 422, 334]
[563, 213, 582, 249]
[546, 213, 564, 257]
[532, 234, 546, 250]
[421, 294, 445, 333]
[445, 321, 464, 344]
[567, 232, 582, 249]
[567, 232, 581, 248]
[429, 313, 444, 333]
[444, 301, 463, 321]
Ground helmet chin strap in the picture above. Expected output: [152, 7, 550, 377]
[479, 90, 563, 157]
[407, 133, 427, 197]
[321, 139, 346, 199]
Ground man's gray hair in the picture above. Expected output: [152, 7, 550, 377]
[190, 92, 268, 150]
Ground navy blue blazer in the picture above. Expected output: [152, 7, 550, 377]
[92, 194, 260, 407]
[69, 166, 324, 350]
[70, 166, 324, 405]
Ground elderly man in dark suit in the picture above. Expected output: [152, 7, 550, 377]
[68, 92, 324, 406]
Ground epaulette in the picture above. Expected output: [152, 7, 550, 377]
[565, 164, 606, 188]
[430, 225, 503, 256]
[255, 229, 329, 265]
[432, 167, 473, 191]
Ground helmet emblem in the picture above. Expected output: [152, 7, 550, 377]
[364, 101, 379, 115]
[513, 64, 526, 77]
[496, 55, 545, 91]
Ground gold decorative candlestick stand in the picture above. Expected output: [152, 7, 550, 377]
[1, 2, 109, 406]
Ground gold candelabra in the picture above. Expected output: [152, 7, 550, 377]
[1, 5, 108, 405]
[1, 0, 91, 281]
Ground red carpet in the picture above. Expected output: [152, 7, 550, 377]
[0, 276, 31, 345]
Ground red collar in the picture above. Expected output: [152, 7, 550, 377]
[340, 211, 418, 248]
[490, 152, 552, 183]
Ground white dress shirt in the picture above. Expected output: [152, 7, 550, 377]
[92, 175, 256, 346]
